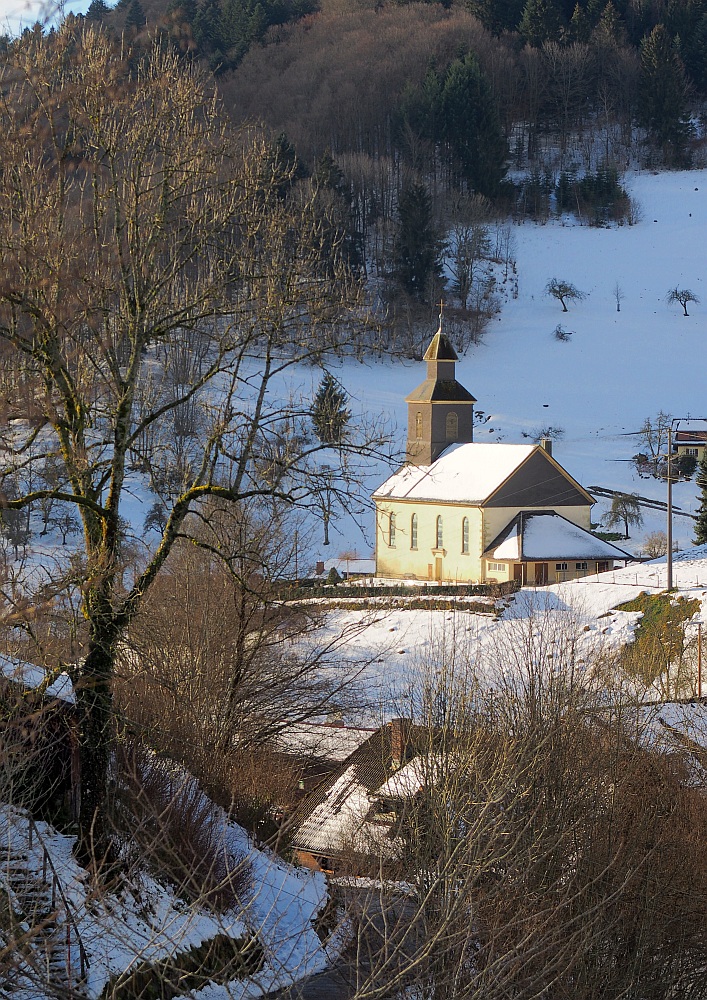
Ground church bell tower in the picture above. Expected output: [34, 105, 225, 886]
[405, 311, 477, 466]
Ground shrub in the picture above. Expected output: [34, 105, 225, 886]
[553, 324, 573, 341]
[113, 744, 252, 912]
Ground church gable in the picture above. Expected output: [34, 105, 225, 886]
[485, 449, 592, 509]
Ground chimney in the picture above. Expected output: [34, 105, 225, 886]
[540, 438, 553, 457]
[316, 561, 324, 575]
[390, 717, 411, 769]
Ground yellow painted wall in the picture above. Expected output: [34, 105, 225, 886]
[375, 501, 483, 582]
[375, 499, 595, 582]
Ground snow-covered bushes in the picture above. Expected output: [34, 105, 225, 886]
[111, 744, 252, 913]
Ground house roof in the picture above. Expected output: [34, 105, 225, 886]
[0, 653, 75, 704]
[274, 723, 376, 763]
[484, 510, 634, 562]
[373, 442, 593, 507]
[291, 726, 393, 855]
[675, 430, 707, 444]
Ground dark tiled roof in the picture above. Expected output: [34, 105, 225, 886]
[405, 378, 477, 403]
[290, 722, 426, 856]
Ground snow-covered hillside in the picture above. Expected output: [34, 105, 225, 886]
[309, 546, 707, 724]
[1, 796, 330, 1000]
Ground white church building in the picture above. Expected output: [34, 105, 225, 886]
[373, 325, 632, 585]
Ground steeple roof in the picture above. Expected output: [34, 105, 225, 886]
[423, 329, 459, 362]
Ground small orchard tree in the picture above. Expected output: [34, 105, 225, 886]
[613, 281, 624, 312]
[545, 278, 586, 311]
[604, 492, 644, 538]
[666, 287, 699, 316]
[643, 530, 668, 558]
[694, 452, 707, 545]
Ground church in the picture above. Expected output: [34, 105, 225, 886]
[373, 324, 632, 585]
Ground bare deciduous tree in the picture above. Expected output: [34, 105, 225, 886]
[666, 286, 700, 316]
[0, 26, 385, 861]
[545, 277, 587, 311]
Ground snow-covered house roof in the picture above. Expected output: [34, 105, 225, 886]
[373, 442, 593, 507]
[292, 725, 393, 856]
[274, 723, 376, 763]
[484, 510, 633, 562]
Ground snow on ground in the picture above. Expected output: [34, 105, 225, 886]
[310, 548, 707, 724]
[0, 796, 329, 999]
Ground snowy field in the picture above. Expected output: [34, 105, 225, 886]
[309, 547, 707, 725]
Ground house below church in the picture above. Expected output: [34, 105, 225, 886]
[373, 324, 632, 585]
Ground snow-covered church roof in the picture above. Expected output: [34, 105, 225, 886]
[484, 510, 634, 562]
[373, 442, 536, 504]
[373, 441, 592, 507]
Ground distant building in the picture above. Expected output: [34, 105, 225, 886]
[673, 424, 707, 461]
[373, 322, 632, 584]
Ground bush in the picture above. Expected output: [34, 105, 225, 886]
[112, 744, 252, 912]
[553, 324, 573, 341]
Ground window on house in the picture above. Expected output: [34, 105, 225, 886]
[435, 515, 443, 549]
[488, 562, 505, 573]
[462, 517, 469, 554]
[446, 411, 458, 441]
[556, 562, 568, 571]
[415, 411, 423, 439]
[687, 447, 699, 456]
[389, 513, 396, 547]
[575, 561, 588, 570]
[410, 513, 418, 550]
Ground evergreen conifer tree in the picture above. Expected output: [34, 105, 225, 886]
[439, 54, 508, 199]
[394, 182, 444, 304]
[312, 372, 351, 445]
[694, 453, 707, 545]
[86, 0, 110, 20]
[638, 24, 692, 164]
[125, 0, 147, 30]
[519, 0, 563, 46]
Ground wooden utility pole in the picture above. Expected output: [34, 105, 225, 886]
[667, 424, 673, 589]
[698, 622, 702, 699]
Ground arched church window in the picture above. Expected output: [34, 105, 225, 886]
[389, 512, 396, 547]
[435, 515, 443, 549]
[415, 411, 423, 440]
[410, 513, 418, 549]
[446, 411, 458, 441]
[462, 517, 469, 554]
